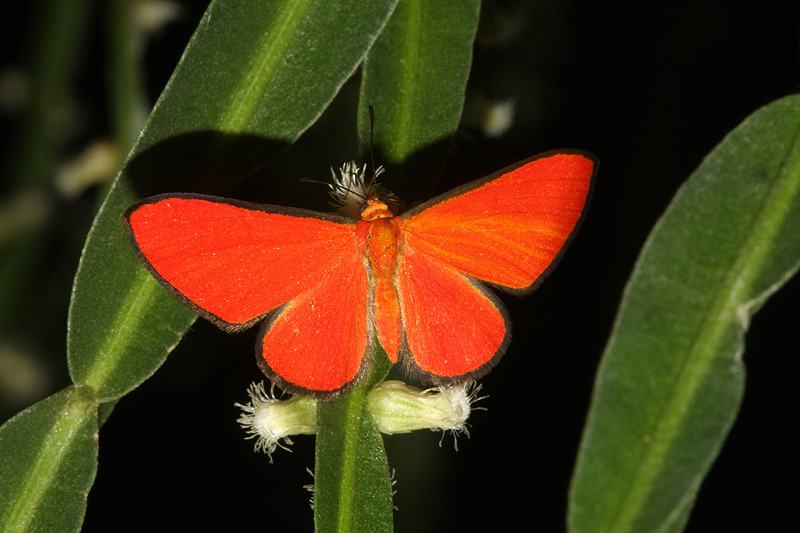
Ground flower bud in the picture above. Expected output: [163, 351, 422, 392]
[236, 382, 316, 460]
[366, 380, 481, 436]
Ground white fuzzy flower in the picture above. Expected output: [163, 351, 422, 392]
[235, 382, 316, 461]
[236, 380, 484, 459]
[367, 380, 483, 438]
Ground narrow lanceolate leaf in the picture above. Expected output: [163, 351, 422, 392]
[0, 387, 98, 532]
[314, 347, 394, 533]
[569, 94, 800, 533]
[357, 0, 480, 199]
[67, 0, 399, 401]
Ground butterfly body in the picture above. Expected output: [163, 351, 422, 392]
[362, 216, 403, 363]
[125, 151, 596, 397]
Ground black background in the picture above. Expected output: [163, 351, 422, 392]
[2, 1, 800, 531]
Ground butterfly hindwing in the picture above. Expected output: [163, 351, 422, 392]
[257, 245, 372, 396]
[396, 248, 509, 381]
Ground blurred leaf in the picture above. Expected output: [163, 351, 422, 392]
[106, 0, 151, 154]
[0, 387, 98, 532]
[3, 0, 93, 191]
[357, 0, 480, 200]
[67, 0, 399, 401]
[0, 0, 92, 331]
[569, 95, 800, 532]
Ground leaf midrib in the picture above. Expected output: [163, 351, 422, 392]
[219, 0, 314, 135]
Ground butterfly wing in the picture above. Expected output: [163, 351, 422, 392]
[256, 248, 371, 396]
[396, 249, 509, 380]
[397, 151, 596, 380]
[125, 194, 372, 396]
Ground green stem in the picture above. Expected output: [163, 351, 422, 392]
[313, 347, 394, 533]
[334, 386, 369, 532]
[107, 0, 149, 154]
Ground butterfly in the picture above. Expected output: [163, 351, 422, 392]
[124, 150, 596, 398]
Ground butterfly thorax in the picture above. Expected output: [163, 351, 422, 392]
[360, 197, 395, 221]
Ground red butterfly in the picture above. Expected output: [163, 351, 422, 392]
[124, 150, 596, 398]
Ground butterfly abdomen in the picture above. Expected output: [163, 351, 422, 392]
[364, 217, 402, 363]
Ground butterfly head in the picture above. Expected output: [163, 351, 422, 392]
[329, 161, 405, 221]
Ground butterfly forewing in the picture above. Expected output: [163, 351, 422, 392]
[401, 152, 596, 291]
[124, 194, 359, 330]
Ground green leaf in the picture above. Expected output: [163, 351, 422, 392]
[568, 95, 800, 532]
[67, 0, 399, 401]
[314, 348, 394, 533]
[358, 0, 480, 198]
[0, 387, 98, 532]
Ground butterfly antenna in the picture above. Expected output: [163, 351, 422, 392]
[368, 105, 377, 182]
[300, 176, 369, 202]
